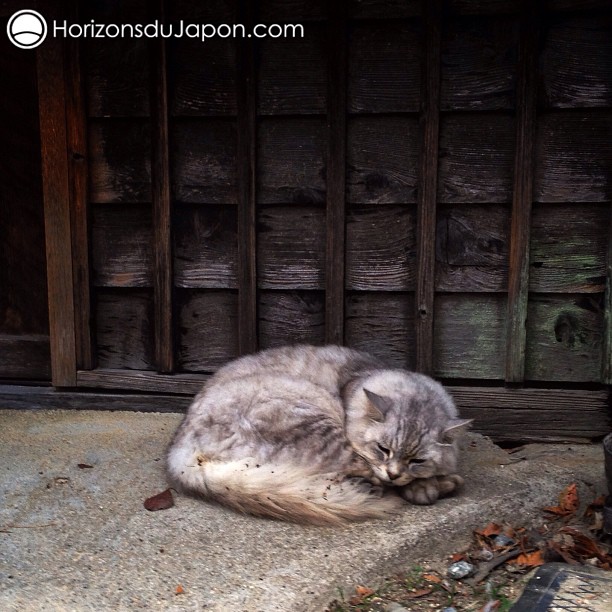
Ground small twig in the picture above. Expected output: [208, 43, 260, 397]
[0, 522, 57, 533]
[467, 548, 524, 585]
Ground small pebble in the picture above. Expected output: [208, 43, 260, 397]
[492, 534, 515, 547]
[384, 604, 408, 612]
[447, 560, 474, 580]
[442, 608, 458, 612]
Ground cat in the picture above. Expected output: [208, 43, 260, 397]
[167, 345, 471, 526]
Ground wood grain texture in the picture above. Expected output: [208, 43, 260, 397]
[257, 118, 326, 204]
[415, 0, 441, 374]
[95, 290, 155, 371]
[258, 0, 326, 21]
[257, 207, 326, 290]
[437, 114, 515, 203]
[91, 205, 153, 287]
[0, 336, 51, 380]
[539, 14, 612, 109]
[348, 20, 421, 113]
[441, 16, 518, 110]
[434, 294, 507, 379]
[325, 0, 347, 344]
[525, 294, 605, 382]
[446, 0, 519, 14]
[171, 119, 237, 204]
[37, 6, 77, 386]
[77, 369, 205, 394]
[346, 206, 416, 291]
[173, 205, 238, 288]
[348, 0, 421, 19]
[177, 290, 239, 372]
[534, 112, 612, 203]
[345, 292, 416, 369]
[505, 0, 539, 383]
[603, 206, 612, 384]
[546, 0, 612, 13]
[347, 116, 420, 204]
[529, 204, 609, 293]
[259, 291, 325, 348]
[435, 205, 510, 292]
[89, 120, 151, 203]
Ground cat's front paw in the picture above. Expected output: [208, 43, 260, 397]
[399, 477, 440, 505]
[437, 473, 464, 498]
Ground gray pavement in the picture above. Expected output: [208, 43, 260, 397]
[0, 409, 607, 611]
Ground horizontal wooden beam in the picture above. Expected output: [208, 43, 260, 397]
[77, 369, 207, 394]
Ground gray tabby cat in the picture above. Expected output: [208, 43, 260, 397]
[167, 345, 471, 526]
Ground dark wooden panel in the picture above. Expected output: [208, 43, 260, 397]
[257, 118, 326, 204]
[257, 206, 326, 290]
[258, 24, 326, 115]
[0, 336, 51, 380]
[171, 119, 237, 204]
[437, 114, 515, 203]
[525, 294, 605, 383]
[348, 0, 421, 18]
[91, 205, 153, 288]
[177, 290, 239, 372]
[89, 121, 151, 203]
[452, 387, 610, 443]
[446, 0, 519, 14]
[347, 116, 420, 204]
[603, 207, 612, 384]
[435, 205, 510, 292]
[434, 294, 507, 379]
[346, 205, 416, 291]
[174, 205, 238, 289]
[529, 204, 609, 293]
[546, 0, 612, 12]
[77, 369, 206, 394]
[348, 20, 421, 113]
[441, 16, 518, 111]
[258, 0, 326, 21]
[540, 15, 612, 109]
[345, 292, 415, 369]
[95, 290, 155, 371]
[167, 37, 237, 116]
[167, 0, 236, 22]
[259, 291, 325, 348]
[534, 112, 612, 203]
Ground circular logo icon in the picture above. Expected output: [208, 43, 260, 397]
[7, 10, 47, 49]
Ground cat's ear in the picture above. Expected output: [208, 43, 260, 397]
[363, 388, 393, 422]
[441, 419, 473, 443]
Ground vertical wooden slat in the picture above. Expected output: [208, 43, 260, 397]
[237, 0, 258, 355]
[603, 205, 612, 384]
[415, 0, 442, 374]
[37, 2, 77, 386]
[325, 0, 348, 345]
[149, 0, 174, 372]
[65, 0, 93, 370]
[505, 0, 540, 383]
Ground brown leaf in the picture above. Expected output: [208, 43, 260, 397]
[406, 587, 433, 599]
[543, 483, 578, 517]
[77, 463, 93, 469]
[508, 550, 545, 568]
[475, 522, 502, 538]
[422, 573, 442, 584]
[144, 488, 174, 511]
[175, 584, 184, 595]
[349, 585, 374, 604]
[450, 552, 466, 562]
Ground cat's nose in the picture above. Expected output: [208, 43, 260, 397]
[387, 469, 402, 481]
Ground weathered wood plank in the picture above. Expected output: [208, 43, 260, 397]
[546, 0, 612, 12]
[446, 0, 519, 14]
[91, 206, 153, 288]
[505, 0, 539, 383]
[603, 206, 612, 384]
[258, 0, 326, 21]
[348, 0, 421, 18]
[435, 205, 509, 292]
[346, 206, 416, 291]
[434, 294, 507, 379]
[325, 0, 347, 344]
[529, 204, 609, 293]
[174, 205, 238, 289]
[177, 290, 239, 372]
[37, 7, 77, 386]
[540, 14, 612, 109]
[258, 24, 326, 115]
[526, 294, 605, 383]
[259, 291, 325, 349]
[437, 114, 515, 203]
[415, 0, 441, 375]
[534, 112, 612, 203]
[0, 336, 51, 380]
[89, 120, 151, 203]
[347, 116, 420, 204]
[257, 207, 326, 290]
[171, 119, 237, 204]
[77, 369, 206, 394]
[348, 20, 421, 113]
[257, 118, 326, 205]
[95, 290, 155, 371]
[441, 16, 518, 111]
[345, 292, 416, 369]
[237, 0, 258, 355]
[149, 1, 174, 373]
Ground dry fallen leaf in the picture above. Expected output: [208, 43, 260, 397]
[422, 573, 442, 584]
[543, 483, 579, 517]
[144, 488, 175, 511]
[406, 587, 433, 599]
[475, 522, 502, 538]
[348, 585, 375, 605]
[175, 584, 184, 595]
[508, 550, 545, 568]
[77, 463, 93, 469]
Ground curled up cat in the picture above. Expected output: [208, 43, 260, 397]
[167, 345, 472, 526]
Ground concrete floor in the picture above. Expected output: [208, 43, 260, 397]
[0, 409, 607, 611]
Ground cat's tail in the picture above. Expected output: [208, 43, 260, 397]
[167, 447, 403, 526]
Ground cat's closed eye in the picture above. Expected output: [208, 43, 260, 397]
[376, 443, 391, 457]
[407, 457, 425, 464]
